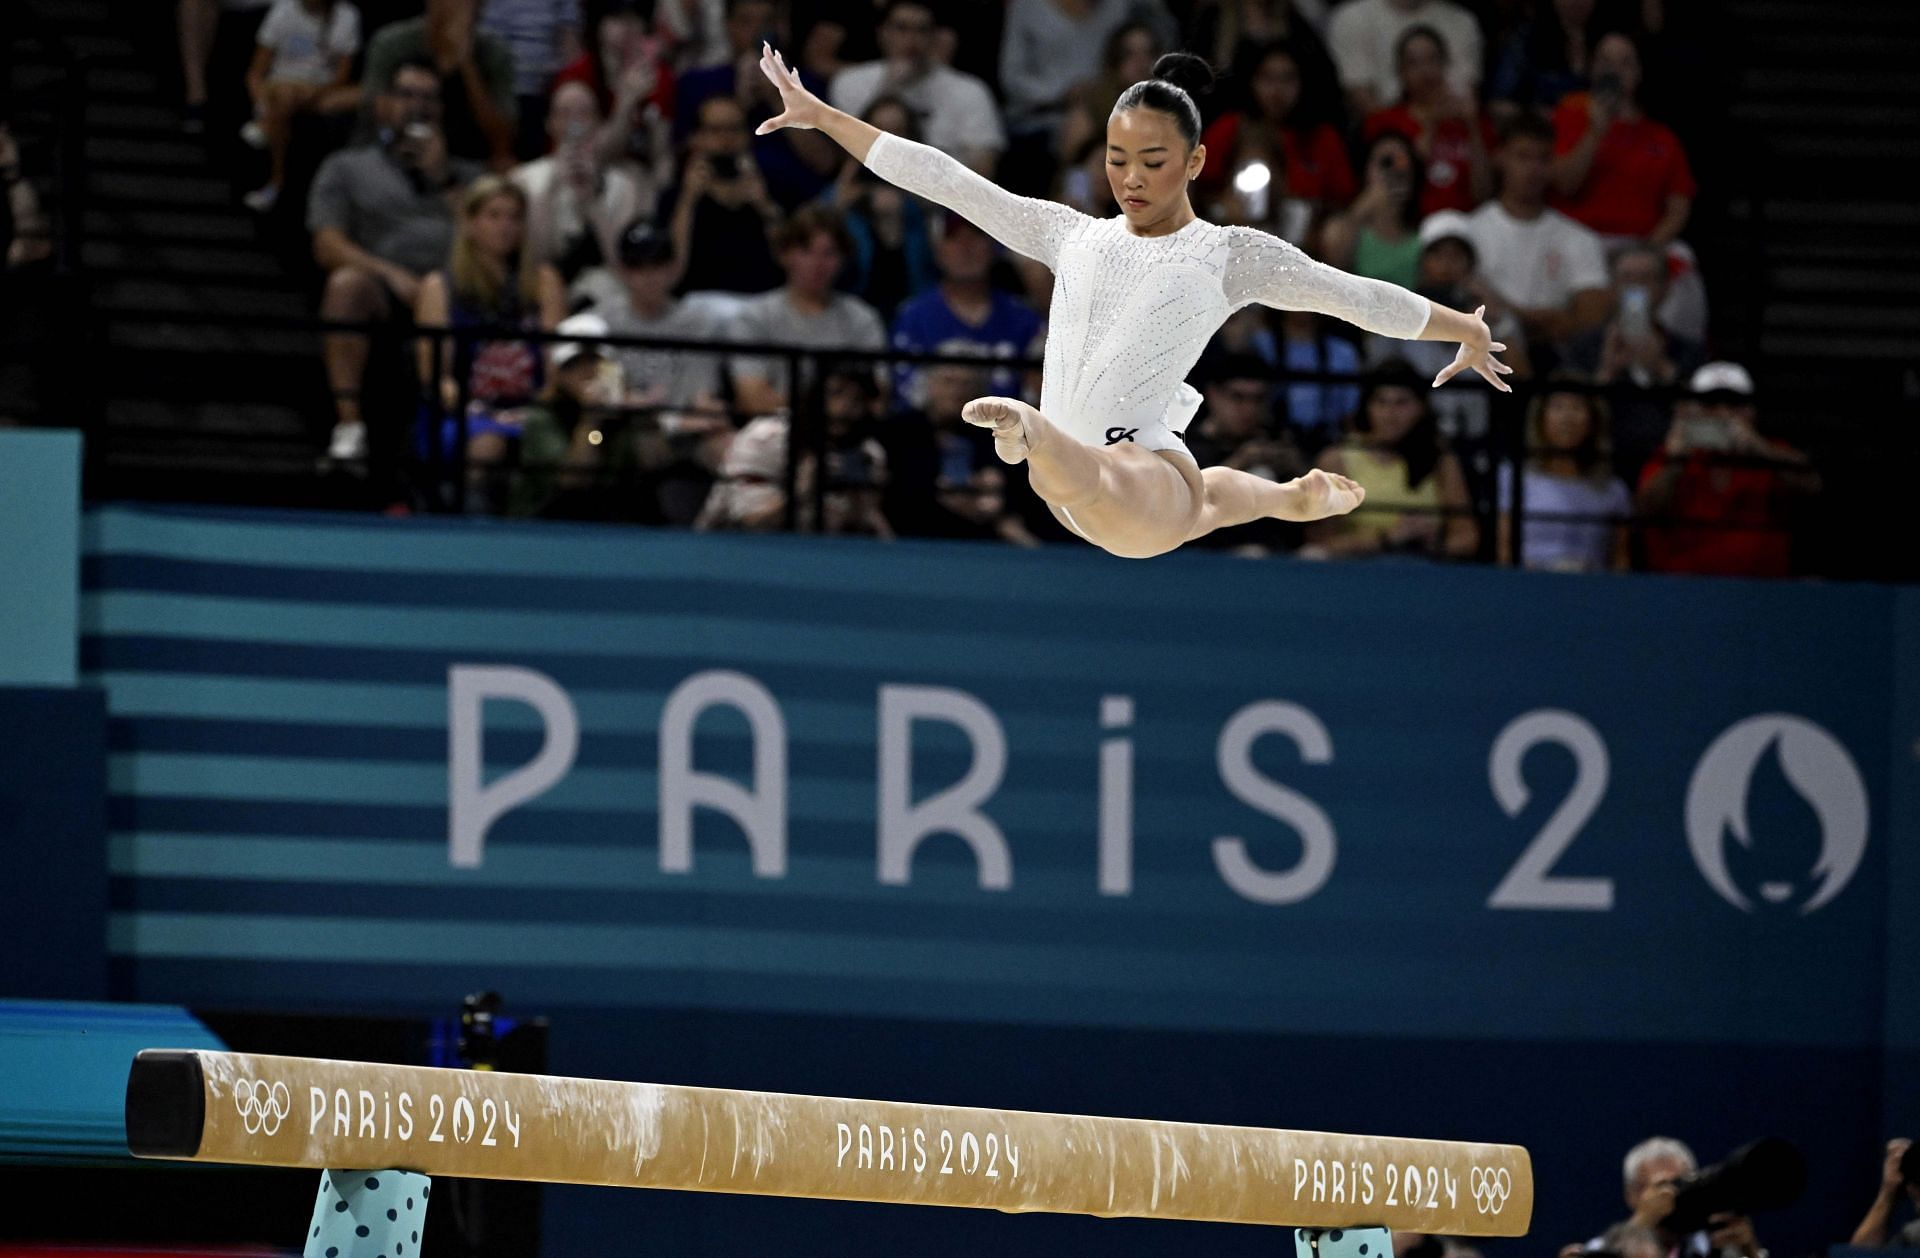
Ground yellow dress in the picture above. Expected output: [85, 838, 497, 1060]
[1331, 444, 1441, 542]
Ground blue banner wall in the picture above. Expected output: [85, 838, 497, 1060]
[76, 504, 1916, 1257]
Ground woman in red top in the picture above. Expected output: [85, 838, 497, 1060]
[1362, 25, 1493, 217]
[1549, 30, 1695, 242]
[552, 6, 678, 163]
[1196, 42, 1356, 231]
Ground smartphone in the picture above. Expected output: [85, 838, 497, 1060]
[1619, 284, 1653, 340]
[1682, 418, 1732, 451]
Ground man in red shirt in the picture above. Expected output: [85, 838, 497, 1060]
[1548, 30, 1695, 244]
[1635, 362, 1821, 578]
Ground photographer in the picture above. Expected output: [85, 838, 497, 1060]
[663, 95, 783, 294]
[309, 57, 483, 464]
[1549, 30, 1694, 248]
[1851, 1139, 1920, 1248]
[357, 0, 517, 169]
[1604, 1136, 1773, 1258]
[1634, 362, 1820, 578]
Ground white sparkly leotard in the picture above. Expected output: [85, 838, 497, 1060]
[864, 132, 1433, 459]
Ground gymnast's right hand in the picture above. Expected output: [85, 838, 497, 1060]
[754, 43, 822, 134]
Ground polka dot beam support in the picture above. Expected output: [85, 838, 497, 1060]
[305, 1169, 430, 1258]
[1296, 1225, 1394, 1258]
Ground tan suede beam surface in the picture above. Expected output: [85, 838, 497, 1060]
[127, 1049, 1532, 1235]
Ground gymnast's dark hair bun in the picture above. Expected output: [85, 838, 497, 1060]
[1149, 52, 1216, 100]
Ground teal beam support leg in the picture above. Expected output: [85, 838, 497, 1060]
[1296, 1226, 1394, 1258]
[304, 1169, 430, 1258]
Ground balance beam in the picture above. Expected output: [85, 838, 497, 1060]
[125, 1049, 1531, 1235]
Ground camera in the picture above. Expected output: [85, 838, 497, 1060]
[1664, 1137, 1806, 1236]
[1595, 71, 1625, 101]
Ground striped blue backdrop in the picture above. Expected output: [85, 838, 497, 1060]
[81, 504, 1909, 1057]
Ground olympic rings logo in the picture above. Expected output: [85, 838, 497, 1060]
[234, 1078, 291, 1136]
[1471, 1166, 1512, 1214]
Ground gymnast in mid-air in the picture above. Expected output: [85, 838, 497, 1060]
[754, 45, 1512, 559]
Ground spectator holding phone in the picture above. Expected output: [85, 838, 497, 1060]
[309, 58, 484, 465]
[358, 0, 518, 169]
[1851, 1138, 1920, 1248]
[1321, 130, 1426, 290]
[1550, 31, 1694, 246]
[511, 82, 643, 289]
[1635, 361, 1820, 578]
[1196, 42, 1355, 239]
[1565, 241, 1702, 475]
[1363, 24, 1493, 216]
[663, 94, 783, 294]
[551, 4, 677, 171]
[509, 312, 639, 519]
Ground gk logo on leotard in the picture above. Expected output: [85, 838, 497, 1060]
[1470, 1166, 1511, 1214]
[234, 1077, 291, 1135]
[1104, 427, 1138, 445]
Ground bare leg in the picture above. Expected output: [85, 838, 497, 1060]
[962, 396, 1204, 559]
[1185, 465, 1366, 543]
[178, 0, 217, 108]
[260, 82, 311, 190]
[320, 265, 392, 432]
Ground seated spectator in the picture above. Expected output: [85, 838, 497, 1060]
[1321, 131, 1426, 291]
[824, 98, 939, 318]
[510, 82, 644, 293]
[695, 414, 795, 531]
[509, 312, 643, 519]
[1497, 374, 1630, 571]
[675, 0, 839, 208]
[1489, 0, 1608, 116]
[1363, 24, 1493, 216]
[1059, 22, 1163, 179]
[729, 206, 887, 416]
[1550, 31, 1694, 245]
[590, 223, 725, 411]
[1365, 208, 1528, 452]
[358, 0, 517, 169]
[1564, 240, 1703, 476]
[890, 212, 1042, 408]
[552, 3, 677, 173]
[662, 94, 783, 295]
[1636, 362, 1821, 579]
[1276, 310, 1361, 442]
[1326, 0, 1482, 119]
[1189, 0, 1340, 97]
[1197, 42, 1355, 240]
[178, 0, 273, 132]
[1851, 1138, 1919, 1248]
[240, 0, 362, 213]
[310, 58, 485, 464]
[477, 0, 582, 158]
[997, 0, 1181, 190]
[829, 0, 1006, 173]
[413, 175, 567, 493]
[1306, 361, 1478, 559]
[815, 366, 895, 538]
[1465, 114, 1611, 357]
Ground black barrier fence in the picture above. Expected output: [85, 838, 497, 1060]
[7, 300, 1851, 576]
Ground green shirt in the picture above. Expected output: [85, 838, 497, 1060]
[1352, 226, 1423, 292]
[358, 19, 516, 162]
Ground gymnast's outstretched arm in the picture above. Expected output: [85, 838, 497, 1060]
[752, 43, 1081, 269]
[1222, 225, 1516, 393]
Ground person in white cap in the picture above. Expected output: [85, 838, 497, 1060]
[510, 312, 636, 518]
[1634, 361, 1820, 578]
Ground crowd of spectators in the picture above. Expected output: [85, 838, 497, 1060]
[169, 0, 1816, 576]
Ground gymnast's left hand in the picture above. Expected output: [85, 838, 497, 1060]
[754, 43, 823, 134]
[1433, 305, 1514, 393]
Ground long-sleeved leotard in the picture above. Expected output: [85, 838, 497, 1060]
[863, 131, 1432, 457]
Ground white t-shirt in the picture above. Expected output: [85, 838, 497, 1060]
[1327, 0, 1482, 105]
[829, 62, 1007, 162]
[1464, 202, 1609, 313]
[257, 0, 362, 86]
